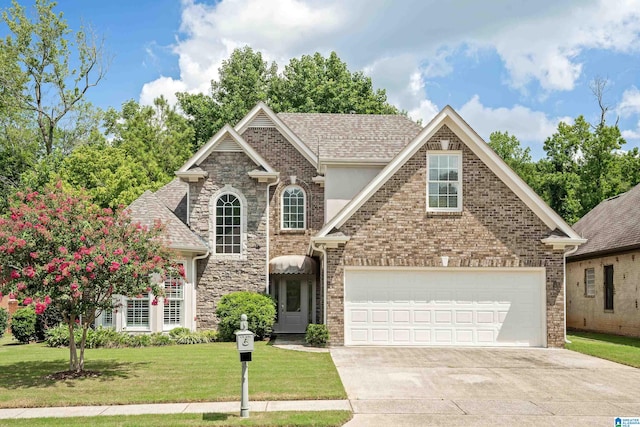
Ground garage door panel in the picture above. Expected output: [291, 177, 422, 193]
[344, 269, 545, 347]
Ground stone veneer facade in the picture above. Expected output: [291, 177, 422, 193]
[324, 125, 566, 347]
[189, 152, 269, 328]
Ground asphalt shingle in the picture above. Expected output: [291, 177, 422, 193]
[570, 183, 640, 258]
[277, 113, 422, 160]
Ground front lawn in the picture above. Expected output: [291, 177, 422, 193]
[0, 411, 353, 426]
[0, 339, 346, 408]
[566, 331, 640, 368]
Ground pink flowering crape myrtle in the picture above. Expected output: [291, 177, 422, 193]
[0, 183, 184, 372]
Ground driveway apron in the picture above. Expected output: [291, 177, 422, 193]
[331, 347, 640, 426]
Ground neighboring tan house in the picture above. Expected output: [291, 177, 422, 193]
[567, 184, 640, 337]
[101, 102, 585, 347]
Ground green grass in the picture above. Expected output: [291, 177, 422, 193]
[0, 338, 346, 408]
[566, 331, 640, 368]
[0, 411, 353, 427]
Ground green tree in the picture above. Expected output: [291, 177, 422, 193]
[102, 97, 194, 199]
[0, 0, 107, 155]
[177, 47, 400, 149]
[270, 51, 398, 115]
[0, 183, 180, 372]
[177, 46, 276, 147]
[488, 131, 536, 186]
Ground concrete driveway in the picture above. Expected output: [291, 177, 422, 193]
[331, 347, 640, 426]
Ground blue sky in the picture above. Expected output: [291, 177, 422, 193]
[2, 0, 640, 159]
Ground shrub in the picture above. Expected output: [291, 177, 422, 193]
[86, 327, 122, 348]
[174, 331, 208, 345]
[35, 305, 64, 341]
[168, 327, 191, 339]
[11, 307, 37, 343]
[44, 323, 71, 347]
[127, 334, 151, 347]
[216, 291, 276, 342]
[305, 324, 330, 347]
[200, 329, 218, 342]
[0, 308, 8, 338]
[150, 333, 173, 346]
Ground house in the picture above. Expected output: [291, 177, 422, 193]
[103, 102, 585, 347]
[566, 184, 640, 337]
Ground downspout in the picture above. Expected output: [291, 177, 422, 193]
[563, 245, 579, 344]
[191, 250, 209, 331]
[265, 178, 280, 294]
[310, 241, 328, 325]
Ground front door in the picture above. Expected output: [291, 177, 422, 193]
[276, 278, 309, 333]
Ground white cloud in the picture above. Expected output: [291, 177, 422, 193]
[140, 76, 188, 106]
[140, 0, 640, 114]
[618, 86, 640, 118]
[459, 95, 572, 143]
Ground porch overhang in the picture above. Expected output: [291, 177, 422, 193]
[269, 255, 317, 275]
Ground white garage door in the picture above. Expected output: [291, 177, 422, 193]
[344, 268, 546, 347]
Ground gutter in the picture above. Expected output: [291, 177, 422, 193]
[563, 245, 580, 344]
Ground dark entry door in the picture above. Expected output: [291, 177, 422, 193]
[604, 265, 614, 310]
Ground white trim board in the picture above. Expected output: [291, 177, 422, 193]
[316, 105, 583, 242]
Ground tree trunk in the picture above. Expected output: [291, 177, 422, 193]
[68, 319, 79, 372]
[78, 324, 89, 372]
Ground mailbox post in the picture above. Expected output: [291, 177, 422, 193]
[235, 314, 254, 418]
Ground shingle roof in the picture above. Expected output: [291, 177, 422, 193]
[154, 178, 188, 224]
[570, 183, 640, 258]
[128, 191, 208, 253]
[277, 113, 422, 160]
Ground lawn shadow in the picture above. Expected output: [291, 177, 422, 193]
[0, 359, 150, 389]
[202, 412, 234, 421]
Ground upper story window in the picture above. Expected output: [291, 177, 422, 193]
[584, 268, 595, 297]
[281, 186, 306, 230]
[215, 193, 241, 254]
[427, 152, 462, 212]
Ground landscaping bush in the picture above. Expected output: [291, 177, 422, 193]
[126, 334, 151, 347]
[216, 291, 276, 341]
[150, 332, 173, 346]
[10, 307, 37, 343]
[174, 331, 209, 345]
[305, 324, 330, 347]
[168, 327, 191, 339]
[0, 307, 8, 338]
[85, 327, 123, 348]
[200, 329, 218, 342]
[44, 323, 72, 347]
[35, 305, 63, 341]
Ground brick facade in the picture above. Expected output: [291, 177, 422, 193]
[189, 152, 269, 329]
[324, 125, 566, 347]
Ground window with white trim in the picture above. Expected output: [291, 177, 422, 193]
[427, 152, 462, 211]
[281, 186, 306, 230]
[163, 271, 184, 329]
[126, 296, 150, 329]
[101, 309, 113, 327]
[585, 268, 595, 297]
[215, 193, 241, 254]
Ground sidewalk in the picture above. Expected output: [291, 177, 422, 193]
[0, 400, 352, 419]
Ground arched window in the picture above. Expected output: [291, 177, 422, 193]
[281, 186, 306, 230]
[215, 193, 241, 254]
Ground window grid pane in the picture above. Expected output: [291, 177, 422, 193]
[585, 268, 595, 297]
[282, 187, 305, 229]
[164, 272, 184, 327]
[216, 194, 241, 254]
[127, 297, 149, 328]
[428, 154, 461, 209]
[102, 310, 113, 327]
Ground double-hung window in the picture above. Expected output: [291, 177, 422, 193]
[427, 152, 462, 212]
[126, 295, 150, 330]
[163, 272, 184, 329]
[281, 186, 306, 230]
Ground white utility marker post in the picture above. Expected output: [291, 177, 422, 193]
[235, 314, 254, 418]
